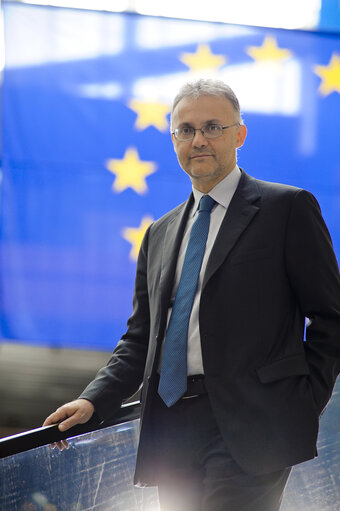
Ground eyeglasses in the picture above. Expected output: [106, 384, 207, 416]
[172, 123, 240, 141]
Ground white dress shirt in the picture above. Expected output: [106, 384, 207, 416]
[164, 165, 242, 375]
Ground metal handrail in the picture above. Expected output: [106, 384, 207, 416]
[0, 401, 141, 459]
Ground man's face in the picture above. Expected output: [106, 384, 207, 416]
[171, 95, 247, 193]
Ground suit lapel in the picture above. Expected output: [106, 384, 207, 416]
[159, 195, 194, 310]
[203, 172, 261, 289]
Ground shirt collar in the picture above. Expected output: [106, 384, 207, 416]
[191, 165, 242, 216]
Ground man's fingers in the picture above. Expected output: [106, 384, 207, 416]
[56, 439, 70, 450]
[62, 439, 70, 449]
[43, 399, 95, 450]
[43, 408, 69, 427]
[58, 415, 80, 431]
[49, 439, 70, 451]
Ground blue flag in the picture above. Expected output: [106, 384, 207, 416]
[1, 3, 339, 350]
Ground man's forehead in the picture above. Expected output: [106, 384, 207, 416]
[172, 94, 233, 123]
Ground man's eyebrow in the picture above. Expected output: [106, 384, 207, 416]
[177, 122, 193, 128]
[203, 119, 222, 124]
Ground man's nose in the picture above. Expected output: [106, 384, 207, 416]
[192, 129, 208, 147]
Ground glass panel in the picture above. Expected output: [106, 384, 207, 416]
[0, 419, 159, 511]
[281, 380, 340, 511]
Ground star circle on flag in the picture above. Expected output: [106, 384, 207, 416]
[128, 99, 170, 132]
[106, 147, 157, 194]
[314, 53, 340, 96]
[122, 216, 154, 261]
[179, 44, 227, 72]
[246, 37, 292, 62]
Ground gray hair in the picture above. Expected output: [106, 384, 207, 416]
[171, 79, 243, 127]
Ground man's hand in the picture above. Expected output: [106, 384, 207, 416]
[43, 398, 95, 450]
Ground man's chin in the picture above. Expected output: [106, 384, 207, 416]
[186, 165, 217, 179]
[188, 170, 219, 183]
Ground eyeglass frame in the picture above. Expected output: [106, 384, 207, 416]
[171, 122, 240, 141]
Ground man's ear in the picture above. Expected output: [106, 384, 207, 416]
[236, 124, 247, 149]
[171, 132, 177, 152]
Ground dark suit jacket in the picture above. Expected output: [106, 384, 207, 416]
[80, 170, 340, 485]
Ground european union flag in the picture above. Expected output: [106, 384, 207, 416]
[1, 3, 339, 350]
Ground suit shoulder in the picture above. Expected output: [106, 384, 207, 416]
[242, 174, 323, 224]
[253, 176, 302, 197]
[255, 177, 319, 206]
[241, 172, 320, 217]
[150, 198, 190, 231]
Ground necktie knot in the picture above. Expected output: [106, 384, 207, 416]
[199, 195, 216, 213]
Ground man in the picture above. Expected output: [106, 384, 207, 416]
[44, 79, 340, 511]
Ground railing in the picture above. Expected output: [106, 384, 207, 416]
[0, 401, 141, 459]
[0, 401, 161, 511]
[1, 384, 340, 511]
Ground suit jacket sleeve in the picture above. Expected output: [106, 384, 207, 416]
[79, 224, 152, 421]
[285, 189, 340, 413]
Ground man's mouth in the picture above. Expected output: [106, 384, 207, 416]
[190, 153, 213, 159]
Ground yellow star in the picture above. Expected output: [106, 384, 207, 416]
[106, 147, 157, 194]
[179, 44, 227, 72]
[128, 99, 170, 131]
[122, 215, 154, 261]
[246, 37, 292, 62]
[314, 53, 340, 96]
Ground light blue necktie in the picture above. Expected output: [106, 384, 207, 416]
[158, 195, 216, 406]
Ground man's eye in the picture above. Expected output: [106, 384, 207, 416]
[179, 127, 193, 135]
[206, 124, 220, 133]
